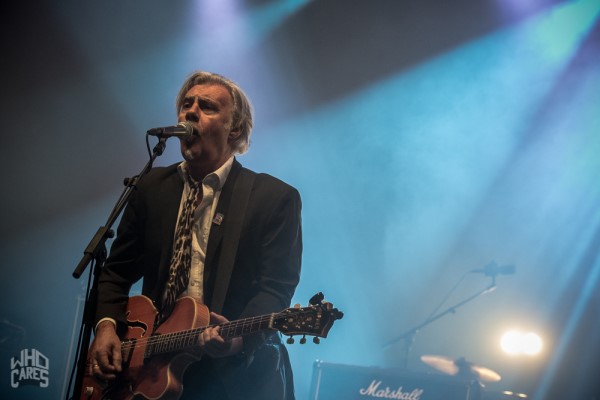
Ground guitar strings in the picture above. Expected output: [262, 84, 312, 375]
[119, 307, 317, 357]
[121, 314, 277, 355]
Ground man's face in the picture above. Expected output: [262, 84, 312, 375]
[178, 83, 240, 171]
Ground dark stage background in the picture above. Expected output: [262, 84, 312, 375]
[1, 0, 599, 399]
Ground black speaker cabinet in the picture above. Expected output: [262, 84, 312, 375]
[309, 361, 482, 400]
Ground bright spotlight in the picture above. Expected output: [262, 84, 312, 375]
[501, 330, 543, 356]
[501, 330, 523, 355]
[522, 332, 543, 355]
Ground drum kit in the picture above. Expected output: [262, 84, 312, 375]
[419, 355, 529, 399]
[383, 264, 527, 399]
[420, 354, 502, 382]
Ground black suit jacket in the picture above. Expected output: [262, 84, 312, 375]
[96, 159, 302, 399]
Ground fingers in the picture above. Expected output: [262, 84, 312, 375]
[95, 341, 121, 372]
[198, 325, 231, 358]
[87, 358, 117, 380]
[206, 314, 228, 349]
[209, 312, 228, 324]
[86, 359, 96, 376]
[197, 313, 243, 358]
[91, 350, 120, 380]
[204, 326, 228, 348]
[89, 328, 122, 381]
[111, 345, 122, 373]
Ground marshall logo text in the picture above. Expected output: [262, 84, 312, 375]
[10, 348, 49, 388]
[359, 379, 424, 400]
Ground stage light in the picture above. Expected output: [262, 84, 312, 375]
[521, 332, 543, 355]
[500, 330, 523, 355]
[500, 330, 543, 356]
[502, 391, 528, 398]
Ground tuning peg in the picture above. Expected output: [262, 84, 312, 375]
[286, 337, 295, 344]
[300, 335, 307, 344]
[313, 337, 320, 344]
[309, 292, 325, 305]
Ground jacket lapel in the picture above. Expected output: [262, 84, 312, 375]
[203, 160, 242, 292]
[153, 169, 184, 305]
[160, 172, 184, 241]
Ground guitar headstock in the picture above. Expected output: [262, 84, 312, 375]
[273, 292, 344, 344]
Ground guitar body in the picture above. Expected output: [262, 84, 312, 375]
[81, 296, 210, 400]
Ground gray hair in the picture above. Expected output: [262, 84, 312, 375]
[176, 71, 253, 154]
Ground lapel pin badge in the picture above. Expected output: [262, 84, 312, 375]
[212, 213, 224, 225]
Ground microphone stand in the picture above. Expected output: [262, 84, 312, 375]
[382, 277, 498, 369]
[69, 138, 167, 400]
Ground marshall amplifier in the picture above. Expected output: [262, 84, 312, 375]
[309, 361, 482, 400]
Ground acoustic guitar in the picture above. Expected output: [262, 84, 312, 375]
[80, 292, 343, 400]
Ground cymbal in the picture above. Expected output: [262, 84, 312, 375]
[420, 355, 501, 382]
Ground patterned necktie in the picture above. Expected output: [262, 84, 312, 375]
[158, 174, 201, 325]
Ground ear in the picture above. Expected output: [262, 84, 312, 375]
[228, 128, 242, 142]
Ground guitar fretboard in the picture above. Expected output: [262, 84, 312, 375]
[122, 314, 276, 358]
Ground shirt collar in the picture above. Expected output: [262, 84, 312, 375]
[177, 156, 234, 190]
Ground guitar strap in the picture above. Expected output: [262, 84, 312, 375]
[210, 167, 255, 314]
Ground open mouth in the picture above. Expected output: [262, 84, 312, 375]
[183, 132, 197, 146]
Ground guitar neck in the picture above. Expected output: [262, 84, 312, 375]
[218, 314, 275, 340]
[140, 313, 275, 357]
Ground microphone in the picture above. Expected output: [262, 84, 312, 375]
[471, 261, 516, 276]
[147, 122, 195, 139]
